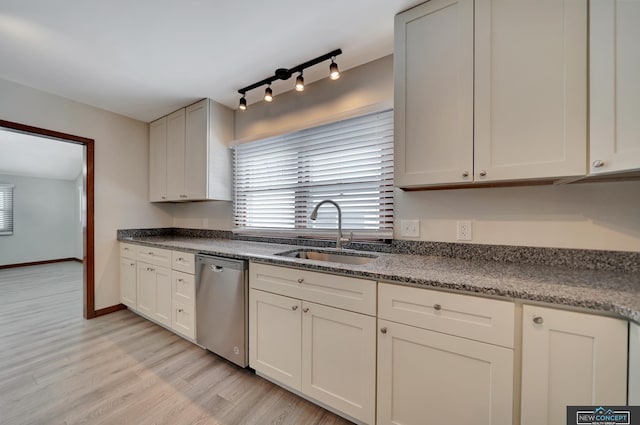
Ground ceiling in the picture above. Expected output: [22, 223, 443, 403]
[0, 0, 421, 123]
[0, 129, 83, 180]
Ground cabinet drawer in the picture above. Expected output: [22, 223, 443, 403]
[136, 246, 172, 268]
[172, 300, 195, 340]
[172, 271, 195, 304]
[172, 251, 195, 274]
[120, 243, 137, 260]
[378, 283, 514, 348]
[250, 263, 376, 316]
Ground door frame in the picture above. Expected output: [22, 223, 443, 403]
[0, 119, 97, 319]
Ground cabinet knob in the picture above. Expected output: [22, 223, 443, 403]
[177, 278, 183, 282]
[592, 160, 605, 168]
[297, 278, 304, 284]
[130, 263, 135, 267]
[161, 196, 166, 200]
[380, 327, 388, 334]
[433, 303, 442, 311]
[302, 307, 309, 313]
[479, 170, 487, 177]
[292, 305, 298, 311]
[533, 316, 544, 325]
[462, 171, 469, 178]
[180, 194, 187, 198]
[178, 309, 184, 313]
[147, 267, 155, 272]
[178, 257, 184, 261]
[148, 252, 154, 256]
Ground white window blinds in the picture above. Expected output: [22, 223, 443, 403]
[233, 110, 394, 239]
[0, 184, 14, 236]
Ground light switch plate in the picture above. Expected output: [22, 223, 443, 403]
[400, 220, 420, 237]
[457, 221, 472, 241]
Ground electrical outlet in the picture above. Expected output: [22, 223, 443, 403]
[400, 220, 420, 237]
[457, 221, 472, 241]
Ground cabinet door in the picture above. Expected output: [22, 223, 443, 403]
[136, 263, 156, 316]
[301, 302, 376, 425]
[378, 319, 513, 425]
[590, 0, 640, 174]
[119, 257, 137, 310]
[149, 117, 167, 202]
[153, 266, 172, 327]
[166, 108, 186, 200]
[630, 321, 640, 405]
[394, 0, 474, 187]
[474, 0, 587, 182]
[184, 100, 208, 200]
[249, 289, 302, 390]
[521, 305, 628, 425]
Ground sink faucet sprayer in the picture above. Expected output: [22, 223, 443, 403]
[309, 200, 353, 250]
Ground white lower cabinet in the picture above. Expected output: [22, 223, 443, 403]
[521, 305, 628, 425]
[377, 319, 514, 425]
[249, 263, 376, 425]
[377, 282, 515, 425]
[119, 256, 137, 310]
[137, 263, 171, 327]
[630, 322, 640, 405]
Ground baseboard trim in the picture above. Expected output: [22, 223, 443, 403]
[94, 304, 127, 317]
[0, 258, 80, 270]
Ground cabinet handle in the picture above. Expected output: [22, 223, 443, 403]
[297, 278, 304, 284]
[479, 170, 487, 177]
[180, 194, 187, 198]
[433, 303, 442, 311]
[533, 316, 544, 325]
[177, 257, 184, 261]
[148, 252, 154, 256]
[592, 160, 605, 168]
[380, 327, 387, 334]
[161, 196, 166, 200]
[302, 307, 309, 313]
[130, 263, 135, 267]
[292, 305, 298, 311]
[178, 309, 184, 313]
[177, 278, 183, 282]
[147, 267, 155, 272]
[462, 171, 469, 178]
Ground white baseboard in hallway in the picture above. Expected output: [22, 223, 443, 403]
[0, 262, 352, 425]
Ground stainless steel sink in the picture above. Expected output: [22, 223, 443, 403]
[276, 249, 377, 265]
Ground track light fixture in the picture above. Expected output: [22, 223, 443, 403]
[237, 48, 342, 110]
[295, 73, 304, 92]
[329, 58, 340, 80]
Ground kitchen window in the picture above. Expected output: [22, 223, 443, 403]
[0, 184, 14, 236]
[233, 110, 393, 240]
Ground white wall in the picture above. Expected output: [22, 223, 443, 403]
[174, 54, 640, 252]
[0, 78, 173, 310]
[0, 174, 77, 265]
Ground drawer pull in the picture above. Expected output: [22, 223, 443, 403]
[292, 305, 298, 311]
[297, 278, 304, 284]
[462, 171, 469, 178]
[130, 263, 135, 267]
[433, 303, 442, 311]
[178, 309, 184, 313]
[380, 327, 388, 334]
[147, 267, 155, 272]
[148, 252, 154, 256]
[533, 316, 544, 325]
[302, 307, 309, 313]
[177, 278, 184, 282]
[177, 257, 184, 261]
[592, 160, 605, 168]
[479, 170, 487, 177]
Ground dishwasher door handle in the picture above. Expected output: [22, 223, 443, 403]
[210, 265, 224, 272]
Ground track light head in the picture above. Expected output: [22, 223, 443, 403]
[264, 86, 273, 102]
[295, 73, 305, 92]
[239, 96, 247, 110]
[329, 59, 340, 80]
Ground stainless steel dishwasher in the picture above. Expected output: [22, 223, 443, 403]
[195, 254, 248, 368]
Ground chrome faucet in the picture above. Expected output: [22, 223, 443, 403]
[309, 200, 353, 250]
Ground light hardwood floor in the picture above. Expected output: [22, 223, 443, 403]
[0, 262, 353, 425]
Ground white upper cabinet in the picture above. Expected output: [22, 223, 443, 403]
[395, 0, 587, 188]
[149, 99, 233, 202]
[394, 0, 474, 187]
[149, 117, 168, 202]
[590, 0, 640, 175]
[474, 0, 587, 182]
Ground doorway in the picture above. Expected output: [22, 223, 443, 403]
[0, 119, 96, 319]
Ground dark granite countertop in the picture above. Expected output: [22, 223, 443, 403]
[118, 235, 640, 324]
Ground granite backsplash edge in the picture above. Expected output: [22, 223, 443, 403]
[117, 227, 640, 274]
